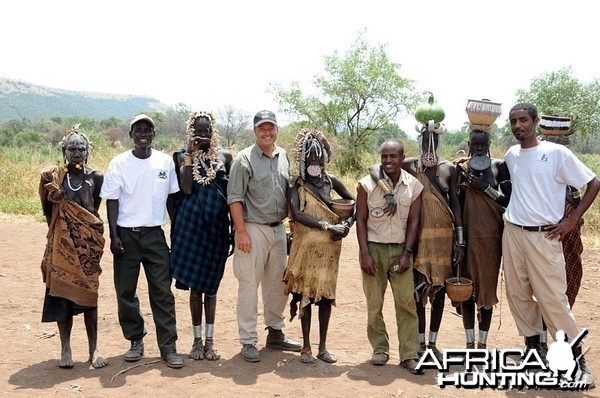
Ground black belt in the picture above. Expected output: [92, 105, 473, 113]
[265, 222, 281, 227]
[511, 223, 551, 232]
[120, 226, 161, 232]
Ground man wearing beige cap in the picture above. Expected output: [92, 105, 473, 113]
[101, 114, 184, 368]
[227, 110, 301, 362]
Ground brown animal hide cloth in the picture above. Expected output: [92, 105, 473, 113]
[39, 167, 104, 307]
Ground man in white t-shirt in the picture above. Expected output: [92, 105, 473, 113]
[503, 103, 599, 387]
[100, 114, 183, 369]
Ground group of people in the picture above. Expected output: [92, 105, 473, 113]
[38, 104, 598, 387]
[353, 103, 598, 384]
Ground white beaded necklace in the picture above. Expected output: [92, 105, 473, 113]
[66, 173, 83, 191]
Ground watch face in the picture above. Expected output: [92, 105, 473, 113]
[470, 155, 491, 171]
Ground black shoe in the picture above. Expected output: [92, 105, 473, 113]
[522, 335, 541, 360]
[265, 327, 301, 351]
[574, 347, 596, 389]
[124, 339, 144, 362]
[162, 351, 184, 369]
[241, 344, 260, 362]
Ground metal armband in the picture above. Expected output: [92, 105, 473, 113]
[455, 226, 466, 247]
[484, 185, 500, 200]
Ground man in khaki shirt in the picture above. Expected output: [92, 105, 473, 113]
[356, 139, 423, 374]
[227, 110, 301, 362]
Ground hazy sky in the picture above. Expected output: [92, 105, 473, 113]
[2, 0, 598, 134]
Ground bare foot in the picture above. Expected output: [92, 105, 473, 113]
[90, 350, 107, 368]
[190, 339, 204, 360]
[59, 351, 74, 368]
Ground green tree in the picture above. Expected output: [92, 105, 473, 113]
[515, 66, 600, 139]
[271, 33, 416, 172]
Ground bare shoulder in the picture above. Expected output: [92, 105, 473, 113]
[402, 157, 418, 173]
[438, 160, 457, 176]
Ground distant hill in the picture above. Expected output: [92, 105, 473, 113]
[0, 77, 169, 121]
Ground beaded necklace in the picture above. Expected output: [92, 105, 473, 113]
[66, 173, 83, 191]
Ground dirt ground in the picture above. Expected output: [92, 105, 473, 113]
[1, 212, 599, 398]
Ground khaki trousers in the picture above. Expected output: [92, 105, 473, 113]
[233, 222, 288, 345]
[502, 222, 580, 341]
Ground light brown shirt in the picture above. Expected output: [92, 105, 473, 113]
[358, 169, 423, 244]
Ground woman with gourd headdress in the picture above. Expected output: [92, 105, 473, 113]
[401, 92, 465, 360]
[283, 129, 355, 364]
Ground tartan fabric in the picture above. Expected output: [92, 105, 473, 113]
[562, 201, 584, 308]
[170, 169, 230, 295]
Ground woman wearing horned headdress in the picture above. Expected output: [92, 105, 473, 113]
[283, 129, 355, 364]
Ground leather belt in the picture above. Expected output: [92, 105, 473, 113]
[121, 226, 161, 232]
[511, 223, 551, 232]
[265, 222, 281, 227]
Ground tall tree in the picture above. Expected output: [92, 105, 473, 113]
[515, 66, 600, 139]
[216, 105, 251, 149]
[271, 33, 416, 172]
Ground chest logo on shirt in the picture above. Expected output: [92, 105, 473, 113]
[540, 154, 549, 162]
[370, 207, 385, 218]
[157, 170, 168, 179]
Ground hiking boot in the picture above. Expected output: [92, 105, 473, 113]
[523, 335, 541, 357]
[521, 335, 542, 368]
[574, 346, 596, 389]
[265, 327, 301, 351]
[242, 343, 260, 362]
[162, 351, 184, 369]
[124, 339, 144, 362]
[400, 358, 424, 375]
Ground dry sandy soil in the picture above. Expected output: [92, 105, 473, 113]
[1, 213, 599, 398]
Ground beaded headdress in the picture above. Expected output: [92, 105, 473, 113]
[293, 129, 331, 181]
[186, 111, 221, 186]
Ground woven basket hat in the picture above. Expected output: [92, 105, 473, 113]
[465, 99, 502, 126]
[539, 115, 572, 136]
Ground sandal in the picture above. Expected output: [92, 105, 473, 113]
[299, 348, 316, 364]
[317, 350, 337, 363]
[190, 339, 205, 360]
[204, 342, 221, 361]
